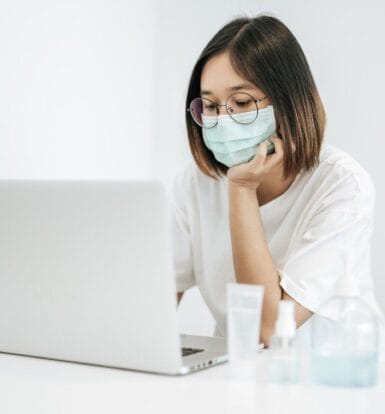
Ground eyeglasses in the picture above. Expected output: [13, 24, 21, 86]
[187, 92, 268, 128]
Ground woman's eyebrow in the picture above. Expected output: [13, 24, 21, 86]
[200, 83, 256, 95]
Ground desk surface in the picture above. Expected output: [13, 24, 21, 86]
[0, 351, 384, 414]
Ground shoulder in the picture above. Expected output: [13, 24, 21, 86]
[307, 143, 375, 214]
[319, 144, 372, 179]
[318, 143, 375, 194]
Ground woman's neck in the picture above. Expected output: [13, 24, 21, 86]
[256, 166, 297, 206]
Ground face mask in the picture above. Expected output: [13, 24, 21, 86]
[202, 105, 276, 167]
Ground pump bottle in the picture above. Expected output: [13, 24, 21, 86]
[268, 300, 300, 384]
[311, 272, 379, 387]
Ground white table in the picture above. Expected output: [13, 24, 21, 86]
[0, 351, 384, 414]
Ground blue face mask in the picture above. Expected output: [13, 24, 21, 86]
[202, 105, 276, 167]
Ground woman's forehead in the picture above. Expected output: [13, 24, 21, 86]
[201, 53, 244, 89]
[200, 52, 262, 96]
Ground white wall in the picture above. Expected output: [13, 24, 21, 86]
[0, 0, 155, 179]
[1, 0, 384, 337]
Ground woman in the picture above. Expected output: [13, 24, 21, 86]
[171, 14, 384, 348]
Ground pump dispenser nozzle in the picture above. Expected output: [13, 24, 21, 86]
[274, 300, 296, 339]
[334, 251, 360, 297]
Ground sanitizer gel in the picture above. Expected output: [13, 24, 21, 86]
[311, 272, 379, 387]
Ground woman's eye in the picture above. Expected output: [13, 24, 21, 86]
[204, 104, 216, 110]
[236, 100, 251, 106]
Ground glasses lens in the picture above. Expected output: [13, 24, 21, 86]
[190, 97, 217, 128]
[227, 92, 258, 124]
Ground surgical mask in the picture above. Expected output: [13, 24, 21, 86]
[202, 105, 276, 167]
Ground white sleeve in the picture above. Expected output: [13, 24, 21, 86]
[278, 170, 375, 318]
[170, 166, 196, 293]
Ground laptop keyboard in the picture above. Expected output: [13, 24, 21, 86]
[181, 347, 204, 357]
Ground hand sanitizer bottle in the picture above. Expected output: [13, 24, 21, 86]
[268, 300, 300, 384]
[311, 272, 379, 387]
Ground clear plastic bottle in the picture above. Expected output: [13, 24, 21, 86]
[268, 300, 300, 384]
[311, 273, 379, 387]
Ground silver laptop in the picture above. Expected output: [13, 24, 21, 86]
[0, 179, 227, 375]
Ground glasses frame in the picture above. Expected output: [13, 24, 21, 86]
[187, 92, 268, 128]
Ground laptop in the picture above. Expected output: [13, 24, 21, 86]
[0, 179, 228, 375]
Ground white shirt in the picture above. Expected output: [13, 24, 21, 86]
[170, 143, 385, 354]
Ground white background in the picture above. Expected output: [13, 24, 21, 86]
[1, 0, 384, 336]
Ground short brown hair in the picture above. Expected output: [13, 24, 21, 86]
[185, 14, 326, 180]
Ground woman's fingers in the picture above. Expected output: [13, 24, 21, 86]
[245, 136, 284, 179]
[263, 136, 283, 169]
[250, 140, 268, 167]
[228, 136, 285, 189]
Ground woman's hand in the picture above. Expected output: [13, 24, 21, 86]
[227, 136, 284, 190]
